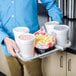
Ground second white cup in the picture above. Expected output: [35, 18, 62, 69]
[13, 27, 29, 46]
[53, 25, 69, 47]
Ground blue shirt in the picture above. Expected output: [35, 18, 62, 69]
[0, 0, 63, 56]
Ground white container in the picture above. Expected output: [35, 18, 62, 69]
[45, 21, 59, 34]
[54, 25, 69, 47]
[13, 27, 29, 46]
[17, 33, 35, 58]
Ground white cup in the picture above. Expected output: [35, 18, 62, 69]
[13, 27, 29, 46]
[45, 21, 59, 34]
[53, 25, 69, 47]
[17, 33, 35, 58]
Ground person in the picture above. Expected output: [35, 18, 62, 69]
[0, 0, 63, 76]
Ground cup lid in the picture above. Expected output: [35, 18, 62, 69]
[54, 25, 69, 32]
[13, 27, 30, 33]
[45, 21, 59, 26]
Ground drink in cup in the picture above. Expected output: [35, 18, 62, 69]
[17, 33, 35, 58]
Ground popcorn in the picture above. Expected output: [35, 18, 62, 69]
[34, 32, 55, 48]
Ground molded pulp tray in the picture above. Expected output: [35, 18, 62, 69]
[16, 40, 71, 61]
[16, 47, 59, 61]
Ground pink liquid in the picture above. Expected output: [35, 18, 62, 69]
[19, 35, 34, 40]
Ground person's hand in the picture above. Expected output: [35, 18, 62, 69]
[4, 37, 20, 56]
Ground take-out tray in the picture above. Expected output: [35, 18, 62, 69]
[16, 40, 71, 61]
[16, 26, 71, 61]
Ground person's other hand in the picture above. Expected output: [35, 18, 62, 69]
[4, 37, 20, 56]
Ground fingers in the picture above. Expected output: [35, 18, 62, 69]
[7, 44, 17, 56]
[12, 41, 20, 53]
[4, 38, 20, 56]
[13, 44, 20, 53]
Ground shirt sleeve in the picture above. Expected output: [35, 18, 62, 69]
[0, 25, 9, 44]
[0, 7, 9, 44]
[40, 0, 63, 23]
